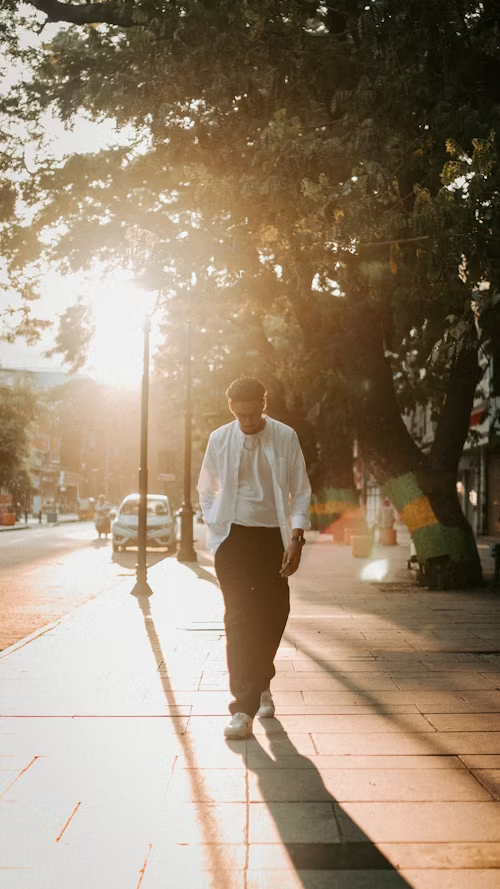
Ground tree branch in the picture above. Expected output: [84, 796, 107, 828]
[27, 0, 136, 27]
[361, 235, 429, 248]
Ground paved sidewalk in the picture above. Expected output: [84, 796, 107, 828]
[0, 514, 81, 532]
[1, 534, 500, 888]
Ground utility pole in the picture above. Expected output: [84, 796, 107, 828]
[132, 316, 153, 596]
[177, 318, 197, 562]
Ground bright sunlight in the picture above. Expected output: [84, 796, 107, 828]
[85, 277, 158, 388]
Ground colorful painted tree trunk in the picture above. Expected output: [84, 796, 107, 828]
[350, 307, 484, 589]
[384, 471, 482, 589]
[309, 402, 365, 541]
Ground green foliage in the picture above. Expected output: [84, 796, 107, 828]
[45, 303, 95, 372]
[2, 0, 500, 461]
[0, 378, 38, 487]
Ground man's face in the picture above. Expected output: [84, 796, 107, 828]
[229, 398, 266, 434]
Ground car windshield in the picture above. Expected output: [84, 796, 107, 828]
[120, 500, 170, 516]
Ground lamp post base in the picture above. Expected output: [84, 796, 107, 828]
[177, 503, 197, 563]
[131, 572, 153, 597]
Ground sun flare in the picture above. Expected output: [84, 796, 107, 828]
[85, 278, 158, 388]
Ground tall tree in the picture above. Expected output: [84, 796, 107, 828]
[3, 0, 500, 584]
[0, 377, 38, 490]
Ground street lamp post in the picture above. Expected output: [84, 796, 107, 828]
[132, 315, 153, 596]
[177, 318, 197, 563]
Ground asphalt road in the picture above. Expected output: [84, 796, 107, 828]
[0, 521, 171, 652]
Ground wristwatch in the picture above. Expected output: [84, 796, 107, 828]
[291, 535, 305, 545]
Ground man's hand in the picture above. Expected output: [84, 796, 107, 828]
[280, 539, 303, 578]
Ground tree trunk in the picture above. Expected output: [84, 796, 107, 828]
[310, 401, 365, 541]
[350, 307, 483, 590]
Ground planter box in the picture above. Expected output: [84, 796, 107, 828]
[351, 535, 373, 558]
[380, 527, 397, 545]
[47, 512, 58, 523]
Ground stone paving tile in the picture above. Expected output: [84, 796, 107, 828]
[302, 691, 471, 711]
[249, 767, 490, 803]
[378, 841, 500, 868]
[423, 662, 500, 672]
[400, 643, 500, 653]
[160, 802, 247, 844]
[460, 754, 500, 768]
[291, 661, 431, 674]
[270, 675, 401, 691]
[173, 735, 248, 769]
[393, 675, 497, 690]
[284, 650, 376, 662]
[260, 714, 434, 734]
[470, 769, 500, 800]
[285, 755, 466, 770]
[335, 801, 500, 842]
[263, 706, 420, 715]
[312, 731, 500, 756]
[246, 870, 411, 888]
[479, 673, 500, 684]
[247, 734, 318, 758]
[397, 871, 500, 889]
[168, 768, 247, 802]
[426, 714, 500, 732]
[247, 842, 393, 870]
[248, 802, 340, 843]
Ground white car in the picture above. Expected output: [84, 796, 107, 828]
[111, 494, 176, 553]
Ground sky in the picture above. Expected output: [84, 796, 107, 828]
[0, 13, 151, 388]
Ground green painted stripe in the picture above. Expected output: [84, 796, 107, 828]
[412, 523, 475, 563]
[315, 488, 360, 505]
[384, 473, 423, 513]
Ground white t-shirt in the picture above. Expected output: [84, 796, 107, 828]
[234, 432, 279, 527]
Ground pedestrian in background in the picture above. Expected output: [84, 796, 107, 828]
[198, 377, 311, 739]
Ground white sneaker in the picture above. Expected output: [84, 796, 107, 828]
[257, 689, 275, 718]
[224, 713, 253, 739]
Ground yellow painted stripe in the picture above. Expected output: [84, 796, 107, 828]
[311, 501, 361, 516]
[400, 496, 439, 534]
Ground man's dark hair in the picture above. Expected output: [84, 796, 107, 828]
[226, 377, 266, 402]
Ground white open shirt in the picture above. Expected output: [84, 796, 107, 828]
[198, 416, 312, 555]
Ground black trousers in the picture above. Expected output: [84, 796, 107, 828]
[214, 524, 290, 718]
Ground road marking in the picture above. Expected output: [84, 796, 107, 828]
[136, 844, 153, 888]
[56, 801, 81, 842]
[0, 755, 39, 800]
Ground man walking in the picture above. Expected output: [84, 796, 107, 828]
[198, 377, 311, 739]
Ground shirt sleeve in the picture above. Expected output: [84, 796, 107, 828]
[197, 435, 221, 522]
[288, 431, 312, 531]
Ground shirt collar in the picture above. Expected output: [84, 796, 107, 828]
[234, 416, 270, 442]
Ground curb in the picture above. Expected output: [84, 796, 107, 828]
[0, 524, 31, 532]
[0, 517, 82, 532]
[0, 617, 63, 659]
[0, 549, 201, 661]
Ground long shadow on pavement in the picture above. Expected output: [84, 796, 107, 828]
[247, 719, 411, 886]
[132, 563, 413, 888]
[133, 591, 242, 889]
